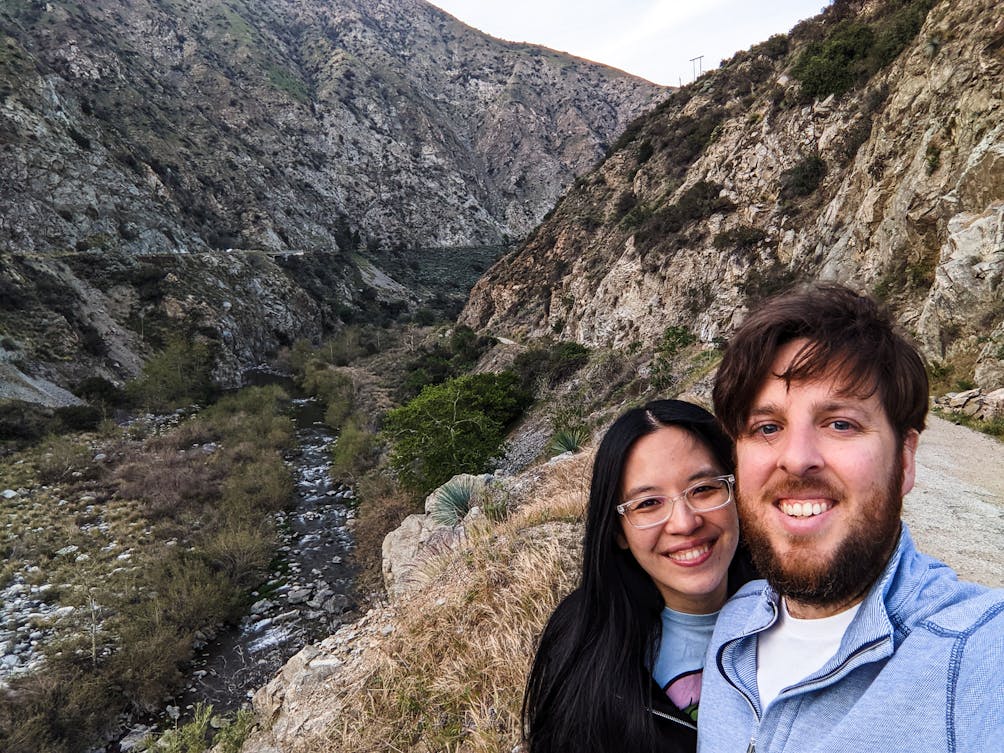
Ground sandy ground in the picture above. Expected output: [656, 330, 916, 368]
[905, 414, 1004, 588]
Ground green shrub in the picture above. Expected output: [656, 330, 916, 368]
[53, 404, 102, 432]
[73, 376, 125, 407]
[300, 365, 354, 429]
[512, 341, 590, 392]
[638, 181, 734, 246]
[398, 326, 494, 400]
[780, 152, 826, 200]
[925, 143, 941, 174]
[211, 708, 256, 753]
[330, 414, 377, 482]
[126, 336, 216, 411]
[0, 399, 52, 442]
[753, 33, 789, 60]
[383, 372, 530, 494]
[649, 326, 698, 391]
[220, 454, 293, 514]
[792, 21, 873, 99]
[152, 702, 214, 753]
[792, 2, 936, 100]
[658, 326, 697, 357]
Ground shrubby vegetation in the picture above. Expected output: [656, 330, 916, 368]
[713, 225, 769, 254]
[397, 325, 494, 400]
[383, 373, 530, 494]
[635, 181, 735, 249]
[650, 326, 698, 390]
[0, 385, 295, 753]
[126, 336, 217, 411]
[780, 151, 827, 200]
[512, 341, 590, 393]
[144, 703, 255, 753]
[792, 0, 937, 100]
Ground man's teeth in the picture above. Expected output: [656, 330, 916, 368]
[667, 543, 711, 561]
[780, 500, 833, 517]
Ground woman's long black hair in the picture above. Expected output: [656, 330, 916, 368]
[521, 400, 755, 753]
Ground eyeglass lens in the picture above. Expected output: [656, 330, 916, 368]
[627, 478, 731, 527]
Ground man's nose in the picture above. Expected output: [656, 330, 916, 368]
[776, 424, 824, 476]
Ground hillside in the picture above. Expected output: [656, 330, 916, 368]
[0, 0, 666, 400]
[461, 0, 1004, 392]
[0, 0, 665, 254]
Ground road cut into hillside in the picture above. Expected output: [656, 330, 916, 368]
[906, 414, 1003, 588]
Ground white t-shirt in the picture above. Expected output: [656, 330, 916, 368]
[756, 599, 861, 711]
[652, 607, 719, 721]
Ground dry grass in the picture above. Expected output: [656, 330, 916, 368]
[304, 451, 593, 753]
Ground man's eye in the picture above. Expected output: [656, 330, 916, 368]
[829, 419, 854, 431]
[751, 423, 780, 437]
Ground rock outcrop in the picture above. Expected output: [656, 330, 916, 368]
[461, 0, 1004, 390]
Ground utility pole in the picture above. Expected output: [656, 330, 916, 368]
[689, 55, 704, 82]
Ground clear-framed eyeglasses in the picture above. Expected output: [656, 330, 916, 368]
[615, 474, 735, 529]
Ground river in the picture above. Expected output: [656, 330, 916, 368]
[117, 375, 359, 749]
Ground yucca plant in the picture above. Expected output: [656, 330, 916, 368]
[550, 426, 590, 456]
[430, 475, 481, 526]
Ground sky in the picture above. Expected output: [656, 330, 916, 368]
[428, 0, 830, 87]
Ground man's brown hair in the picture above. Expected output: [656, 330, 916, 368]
[713, 283, 928, 441]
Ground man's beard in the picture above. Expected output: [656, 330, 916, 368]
[738, 456, 903, 610]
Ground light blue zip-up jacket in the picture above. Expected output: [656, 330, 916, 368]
[698, 526, 1004, 753]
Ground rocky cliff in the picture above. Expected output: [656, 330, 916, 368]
[461, 0, 1004, 390]
[0, 0, 666, 399]
[0, 0, 665, 255]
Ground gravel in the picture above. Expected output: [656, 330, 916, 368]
[905, 414, 1004, 587]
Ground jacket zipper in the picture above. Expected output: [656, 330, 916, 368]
[649, 706, 697, 731]
[730, 636, 888, 753]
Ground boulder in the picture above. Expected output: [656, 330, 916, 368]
[381, 513, 461, 600]
[979, 387, 1004, 420]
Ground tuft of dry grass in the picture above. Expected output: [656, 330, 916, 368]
[305, 451, 593, 753]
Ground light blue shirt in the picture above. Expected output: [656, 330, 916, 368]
[652, 606, 718, 720]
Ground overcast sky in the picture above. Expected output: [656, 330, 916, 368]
[428, 0, 830, 87]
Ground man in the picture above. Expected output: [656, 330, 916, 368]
[698, 283, 1003, 753]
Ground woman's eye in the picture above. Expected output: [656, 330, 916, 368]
[635, 497, 663, 511]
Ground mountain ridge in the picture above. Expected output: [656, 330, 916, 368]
[460, 0, 1004, 392]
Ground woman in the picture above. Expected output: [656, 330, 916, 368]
[522, 400, 755, 753]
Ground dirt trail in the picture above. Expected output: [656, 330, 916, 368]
[905, 414, 1004, 587]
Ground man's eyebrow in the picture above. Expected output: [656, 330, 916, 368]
[746, 404, 780, 419]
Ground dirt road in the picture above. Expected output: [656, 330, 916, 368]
[905, 414, 1003, 588]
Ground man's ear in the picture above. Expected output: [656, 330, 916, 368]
[900, 429, 919, 497]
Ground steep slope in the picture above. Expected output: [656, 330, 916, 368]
[0, 0, 666, 400]
[0, 0, 665, 254]
[461, 0, 1004, 390]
